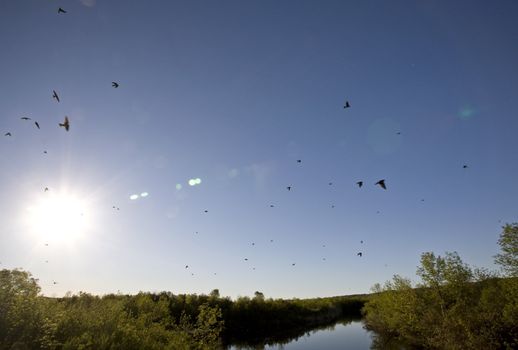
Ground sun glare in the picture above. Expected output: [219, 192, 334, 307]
[25, 191, 91, 244]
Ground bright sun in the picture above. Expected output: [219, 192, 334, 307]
[26, 191, 90, 244]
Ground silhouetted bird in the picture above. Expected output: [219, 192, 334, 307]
[375, 179, 386, 190]
[331, 205, 335, 208]
[360, 240, 364, 244]
[185, 265, 189, 269]
[34, 121, 40, 129]
[112, 206, 120, 210]
[58, 7, 66, 14]
[59, 116, 69, 131]
[52, 90, 60, 102]
[45, 243, 48, 246]
[53, 281, 58, 284]
[328, 182, 333, 186]
[270, 239, 273, 243]
[292, 263, 296, 266]
[244, 258, 248, 261]
[269, 204, 274, 208]
[396, 132, 401, 135]
[357, 252, 362, 257]
[356, 181, 363, 188]
[43, 150, 47, 154]
[297, 159, 302, 163]
[287, 186, 291, 191]
[4, 132, 11, 137]
[204, 210, 208, 213]
[45, 260, 48, 263]
[344, 101, 351, 109]
[44, 187, 49, 192]
[21, 117, 31, 120]
[112, 82, 119, 88]
[463, 165, 468, 169]
[251, 242, 255, 246]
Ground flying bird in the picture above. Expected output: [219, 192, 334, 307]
[20, 117, 31, 120]
[112, 82, 119, 88]
[360, 240, 363, 244]
[292, 263, 296, 266]
[270, 204, 274, 208]
[287, 186, 291, 191]
[53, 281, 58, 285]
[204, 210, 208, 213]
[59, 116, 69, 131]
[34, 121, 40, 129]
[4, 132, 11, 137]
[244, 258, 248, 261]
[463, 165, 468, 169]
[185, 265, 189, 269]
[328, 182, 333, 186]
[375, 179, 386, 190]
[357, 252, 363, 257]
[344, 101, 351, 109]
[297, 159, 302, 163]
[52, 90, 60, 102]
[43, 150, 47, 154]
[58, 7, 66, 14]
[396, 132, 401, 135]
[44, 187, 49, 192]
[356, 181, 363, 188]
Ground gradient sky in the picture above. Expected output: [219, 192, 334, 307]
[1, 0, 518, 299]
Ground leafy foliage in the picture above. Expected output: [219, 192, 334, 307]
[0, 269, 366, 349]
[495, 223, 518, 277]
[363, 224, 518, 349]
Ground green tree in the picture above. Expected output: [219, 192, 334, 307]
[253, 291, 265, 301]
[494, 223, 518, 277]
[0, 269, 48, 349]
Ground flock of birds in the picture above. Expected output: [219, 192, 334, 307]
[1, 6, 474, 288]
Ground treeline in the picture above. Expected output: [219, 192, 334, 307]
[0, 270, 366, 349]
[363, 223, 518, 349]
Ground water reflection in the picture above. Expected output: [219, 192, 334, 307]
[228, 319, 371, 350]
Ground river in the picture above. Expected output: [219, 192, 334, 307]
[228, 320, 384, 350]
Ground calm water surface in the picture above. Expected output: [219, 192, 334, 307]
[229, 321, 374, 350]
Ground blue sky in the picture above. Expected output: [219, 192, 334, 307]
[1, 0, 517, 298]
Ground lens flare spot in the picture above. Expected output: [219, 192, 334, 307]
[195, 178, 202, 184]
[130, 194, 139, 200]
[188, 179, 196, 186]
[140, 192, 149, 197]
[176, 184, 182, 190]
[458, 105, 476, 120]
